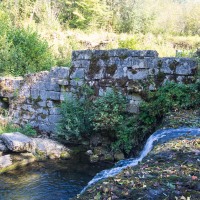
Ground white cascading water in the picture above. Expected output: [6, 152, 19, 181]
[81, 127, 200, 193]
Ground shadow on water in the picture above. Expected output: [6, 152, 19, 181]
[0, 153, 112, 200]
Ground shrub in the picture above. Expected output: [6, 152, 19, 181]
[138, 82, 200, 136]
[58, 85, 94, 140]
[58, 89, 137, 154]
[0, 123, 37, 136]
[92, 91, 136, 154]
[118, 36, 138, 50]
[58, 82, 200, 155]
[92, 91, 127, 132]
[0, 27, 55, 76]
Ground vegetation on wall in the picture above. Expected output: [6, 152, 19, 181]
[58, 81, 200, 155]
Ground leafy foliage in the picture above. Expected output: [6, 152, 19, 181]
[92, 91, 135, 154]
[0, 123, 37, 136]
[0, 27, 55, 76]
[59, 89, 137, 154]
[92, 91, 127, 132]
[138, 82, 200, 136]
[59, 82, 200, 155]
[58, 85, 94, 139]
[58, 0, 109, 29]
[118, 36, 138, 50]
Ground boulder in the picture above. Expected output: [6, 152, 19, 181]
[32, 138, 71, 159]
[0, 132, 34, 152]
[114, 152, 125, 161]
[90, 154, 99, 163]
[0, 139, 8, 152]
[86, 150, 93, 156]
[0, 154, 12, 168]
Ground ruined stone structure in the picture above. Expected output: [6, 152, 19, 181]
[0, 49, 198, 133]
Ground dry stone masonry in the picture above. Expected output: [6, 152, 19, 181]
[0, 49, 198, 134]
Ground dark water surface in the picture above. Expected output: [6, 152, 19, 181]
[0, 157, 112, 200]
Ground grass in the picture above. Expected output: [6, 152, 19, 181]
[0, 123, 37, 136]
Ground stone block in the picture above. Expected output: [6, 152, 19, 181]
[45, 80, 60, 92]
[49, 91, 60, 101]
[127, 69, 149, 80]
[38, 123, 51, 133]
[38, 115, 49, 123]
[144, 57, 158, 68]
[37, 101, 46, 107]
[176, 59, 197, 75]
[121, 57, 147, 69]
[70, 68, 85, 79]
[31, 81, 46, 90]
[49, 115, 61, 123]
[72, 60, 91, 69]
[127, 101, 140, 113]
[113, 67, 126, 79]
[57, 79, 69, 86]
[107, 49, 129, 57]
[96, 59, 107, 68]
[39, 90, 49, 100]
[93, 68, 105, 80]
[49, 107, 61, 115]
[149, 68, 159, 75]
[50, 67, 70, 79]
[72, 50, 93, 60]
[30, 89, 40, 99]
[160, 62, 174, 74]
[107, 57, 121, 67]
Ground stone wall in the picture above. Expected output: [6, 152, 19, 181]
[0, 49, 198, 134]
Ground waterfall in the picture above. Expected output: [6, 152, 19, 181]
[81, 127, 200, 193]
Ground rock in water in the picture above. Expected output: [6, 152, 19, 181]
[32, 138, 71, 159]
[0, 155, 12, 168]
[0, 132, 34, 152]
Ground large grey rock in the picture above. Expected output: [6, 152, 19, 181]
[32, 138, 71, 159]
[0, 155, 12, 168]
[0, 139, 8, 152]
[0, 132, 34, 152]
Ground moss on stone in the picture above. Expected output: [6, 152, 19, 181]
[169, 60, 179, 71]
[105, 64, 117, 76]
[88, 56, 101, 78]
[156, 71, 165, 85]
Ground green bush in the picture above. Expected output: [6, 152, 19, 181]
[118, 36, 138, 50]
[58, 89, 137, 154]
[0, 27, 55, 76]
[138, 82, 200, 135]
[92, 91, 127, 132]
[58, 82, 200, 155]
[58, 85, 94, 139]
[0, 123, 37, 136]
[92, 91, 136, 154]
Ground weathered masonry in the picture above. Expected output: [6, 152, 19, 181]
[0, 49, 198, 133]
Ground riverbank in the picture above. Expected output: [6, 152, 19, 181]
[75, 134, 200, 200]
[73, 109, 200, 200]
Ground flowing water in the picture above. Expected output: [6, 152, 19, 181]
[0, 154, 112, 200]
[82, 127, 200, 193]
[0, 128, 199, 200]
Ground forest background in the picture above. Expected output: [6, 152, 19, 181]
[0, 0, 199, 75]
